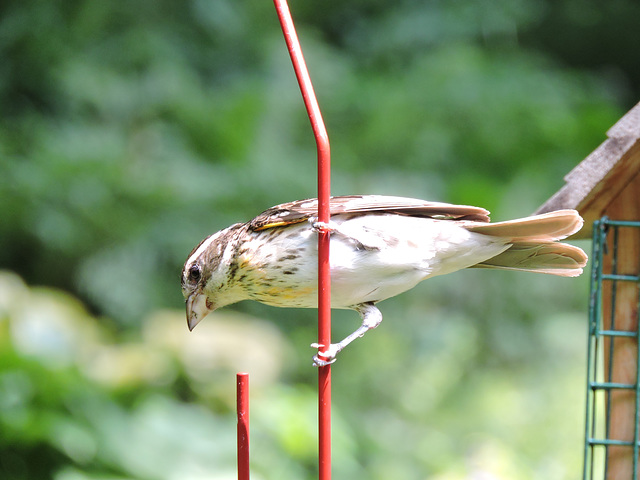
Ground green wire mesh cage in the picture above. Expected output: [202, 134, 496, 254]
[585, 217, 640, 480]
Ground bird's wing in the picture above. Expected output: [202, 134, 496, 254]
[249, 195, 490, 231]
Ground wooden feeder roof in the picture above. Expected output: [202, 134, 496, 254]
[537, 101, 640, 239]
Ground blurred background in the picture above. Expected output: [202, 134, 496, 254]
[1, 0, 638, 479]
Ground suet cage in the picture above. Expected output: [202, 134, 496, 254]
[584, 217, 640, 480]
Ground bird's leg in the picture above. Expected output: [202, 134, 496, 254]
[311, 302, 383, 367]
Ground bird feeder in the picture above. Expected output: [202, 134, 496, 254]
[538, 101, 640, 480]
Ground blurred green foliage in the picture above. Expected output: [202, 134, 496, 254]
[0, 0, 637, 478]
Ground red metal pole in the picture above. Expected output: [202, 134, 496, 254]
[237, 373, 250, 480]
[272, 2, 332, 480]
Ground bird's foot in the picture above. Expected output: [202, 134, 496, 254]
[310, 342, 342, 367]
[309, 217, 339, 234]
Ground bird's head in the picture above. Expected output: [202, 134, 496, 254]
[181, 226, 244, 331]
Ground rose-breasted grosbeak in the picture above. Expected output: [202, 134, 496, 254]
[181, 195, 587, 366]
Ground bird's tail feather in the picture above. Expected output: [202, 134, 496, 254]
[466, 209, 588, 277]
[465, 209, 583, 242]
[472, 242, 587, 277]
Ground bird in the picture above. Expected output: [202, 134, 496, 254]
[181, 195, 587, 366]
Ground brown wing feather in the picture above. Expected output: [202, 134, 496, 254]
[249, 195, 490, 231]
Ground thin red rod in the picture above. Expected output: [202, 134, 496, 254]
[237, 373, 250, 480]
[272, 2, 332, 480]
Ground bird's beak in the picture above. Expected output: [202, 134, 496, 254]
[186, 292, 213, 331]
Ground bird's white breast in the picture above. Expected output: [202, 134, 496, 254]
[244, 214, 510, 309]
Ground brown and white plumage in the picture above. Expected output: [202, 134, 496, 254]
[181, 195, 587, 365]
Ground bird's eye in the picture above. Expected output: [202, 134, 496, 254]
[188, 264, 201, 283]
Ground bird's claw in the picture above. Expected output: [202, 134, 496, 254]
[312, 355, 335, 367]
[311, 342, 341, 367]
[309, 217, 337, 234]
